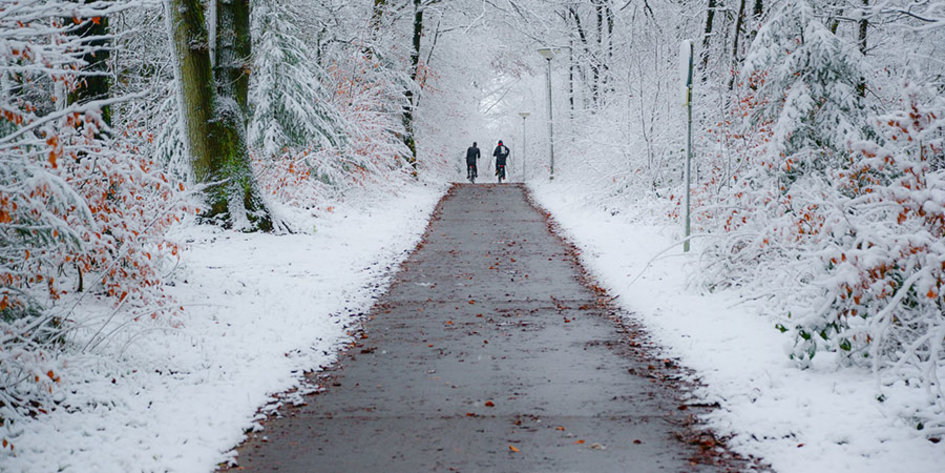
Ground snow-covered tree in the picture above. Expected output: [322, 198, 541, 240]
[249, 0, 345, 160]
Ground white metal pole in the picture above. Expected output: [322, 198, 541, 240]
[546, 58, 555, 180]
[683, 41, 694, 253]
[522, 115, 527, 182]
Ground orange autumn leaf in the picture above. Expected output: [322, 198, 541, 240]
[508, 445, 519, 452]
[575, 439, 585, 445]
[484, 400, 495, 407]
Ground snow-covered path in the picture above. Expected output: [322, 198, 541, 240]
[4, 183, 446, 473]
[228, 183, 745, 472]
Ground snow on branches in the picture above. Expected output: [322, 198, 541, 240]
[0, 1, 189, 444]
[249, 0, 415, 208]
[689, 0, 945, 436]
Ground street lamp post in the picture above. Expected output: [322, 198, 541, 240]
[537, 47, 556, 180]
[518, 112, 530, 182]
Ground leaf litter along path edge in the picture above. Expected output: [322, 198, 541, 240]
[222, 184, 764, 472]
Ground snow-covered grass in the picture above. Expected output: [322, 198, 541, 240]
[529, 180, 945, 473]
[2, 181, 446, 473]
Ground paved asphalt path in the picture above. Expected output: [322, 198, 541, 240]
[229, 184, 734, 472]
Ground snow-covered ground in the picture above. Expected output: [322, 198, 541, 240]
[8, 177, 942, 473]
[529, 180, 944, 473]
[3, 182, 446, 473]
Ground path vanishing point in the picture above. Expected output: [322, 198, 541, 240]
[227, 184, 748, 472]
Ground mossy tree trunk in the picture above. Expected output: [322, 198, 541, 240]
[167, 0, 273, 231]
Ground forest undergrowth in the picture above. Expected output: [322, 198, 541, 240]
[549, 0, 945, 438]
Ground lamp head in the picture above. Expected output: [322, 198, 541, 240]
[537, 48, 555, 59]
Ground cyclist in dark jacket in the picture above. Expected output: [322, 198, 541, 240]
[466, 142, 481, 181]
[493, 140, 510, 183]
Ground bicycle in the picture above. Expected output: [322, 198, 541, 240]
[467, 163, 478, 183]
[495, 164, 506, 183]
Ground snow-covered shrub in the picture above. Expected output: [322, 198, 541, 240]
[790, 86, 945, 432]
[0, 5, 189, 447]
[687, 0, 945, 435]
[697, 0, 870, 290]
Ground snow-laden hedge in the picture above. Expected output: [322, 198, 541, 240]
[552, 0, 945, 438]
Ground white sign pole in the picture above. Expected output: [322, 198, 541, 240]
[680, 40, 694, 252]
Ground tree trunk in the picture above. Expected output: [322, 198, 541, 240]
[402, 0, 421, 173]
[68, 1, 111, 126]
[371, 0, 387, 34]
[729, 0, 747, 89]
[857, 0, 869, 98]
[857, 0, 869, 54]
[214, 0, 251, 116]
[699, 0, 717, 80]
[568, 19, 575, 120]
[605, 3, 614, 95]
[593, 0, 603, 107]
[570, 6, 595, 109]
[748, 0, 763, 48]
[167, 0, 273, 231]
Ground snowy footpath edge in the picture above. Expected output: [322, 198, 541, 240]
[528, 181, 944, 473]
[3, 182, 448, 473]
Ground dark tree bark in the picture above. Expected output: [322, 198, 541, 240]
[699, 0, 717, 80]
[729, 0, 748, 89]
[858, 0, 869, 54]
[747, 0, 764, 47]
[857, 0, 869, 98]
[68, 1, 111, 126]
[167, 0, 273, 231]
[371, 0, 387, 33]
[214, 0, 251, 116]
[569, 6, 597, 109]
[401, 0, 422, 173]
[568, 12, 575, 120]
[605, 2, 614, 95]
[828, 2, 844, 34]
[593, 0, 603, 106]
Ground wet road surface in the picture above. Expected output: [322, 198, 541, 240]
[228, 184, 735, 472]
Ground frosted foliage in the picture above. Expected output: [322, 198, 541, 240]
[249, 1, 344, 159]
[0, 1, 190, 440]
[689, 0, 945, 435]
[248, 0, 417, 207]
[742, 0, 868, 167]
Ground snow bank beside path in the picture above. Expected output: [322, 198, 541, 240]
[4, 182, 446, 473]
[529, 181, 944, 473]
